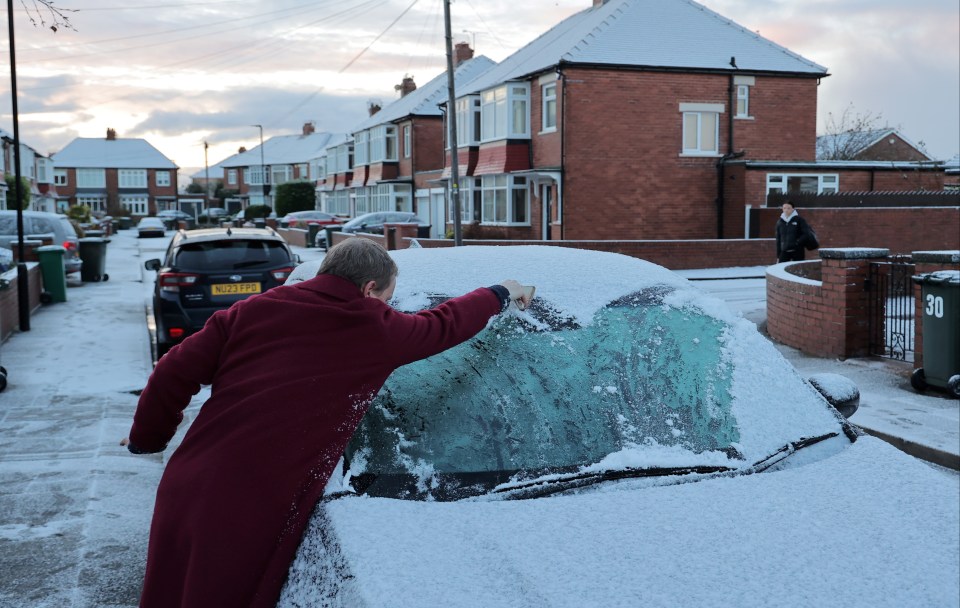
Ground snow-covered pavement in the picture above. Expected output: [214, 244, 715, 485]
[0, 231, 955, 607]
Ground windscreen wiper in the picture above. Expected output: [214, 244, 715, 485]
[491, 464, 737, 500]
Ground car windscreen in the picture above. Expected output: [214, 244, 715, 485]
[173, 239, 290, 270]
[345, 287, 739, 500]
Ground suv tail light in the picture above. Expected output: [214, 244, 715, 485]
[271, 267, 294, 283]
[62, 240, 77, 252]
[159, 272, 199, 292]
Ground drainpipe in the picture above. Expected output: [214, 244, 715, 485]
[716, 57, 738, 239]
[558, 61, 566, 239]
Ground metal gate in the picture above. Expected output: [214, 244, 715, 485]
[868, 256, 916, 361]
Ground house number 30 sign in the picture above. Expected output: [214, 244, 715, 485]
[924, 294, 945, 318]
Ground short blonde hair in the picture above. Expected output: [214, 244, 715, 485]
[318, 237, 397, 293]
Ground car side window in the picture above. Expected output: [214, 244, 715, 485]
[0, 215, 15, 235]
[32, 218, 56, 234]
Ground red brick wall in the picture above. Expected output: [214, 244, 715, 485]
[752, 206, 960, 254]
[474, 141, 531, 175]
[412, 118, 444, 176]
[557, 68, 819, 241]
[857, 135, 929, 162]
[1, 264, 42, 342]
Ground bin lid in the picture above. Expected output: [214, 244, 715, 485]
[78, 237, 107, 243]
[36, 245, 67, 253]
[912, 270, 960, 286]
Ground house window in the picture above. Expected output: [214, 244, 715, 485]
[481, 84, 531, 142]
[680, 103, 723, 156]
[77, 196, 107, 212]
[156, 171, 171, 187]
[336, 144, 354, 173]
[227, 169, 238, 186]
[54, 170, 68, 186]
[246, 166, 267, 186]
[77, 168, 106, 188]
[369, 126, 397, 163]
[297, 163, 309, 180]
[403, 125, 411, 159]
[736, 85, 750, 118]
[271, 165, 292, 185]
[455, 96, 481, 147]
[119, 169, 147, 188]
[766, 173, 840, 196]
[354, 131, 369, 166]
[120, 195, 148, 216]
[36, 158, 51, 183]
[478, 175, 528, 225]
[542, 82, 557, 132]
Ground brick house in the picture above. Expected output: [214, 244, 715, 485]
[219, 123, 346, 212]
[52, 128, 179, 217]
[318, 45, 495, 238]
[0, 128, 57, 213]
[440, 0, 946, 242]
[816, 128, 933, 162]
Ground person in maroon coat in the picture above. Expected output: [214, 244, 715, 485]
[123, 238, 531, 607]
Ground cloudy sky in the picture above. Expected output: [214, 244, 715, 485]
[2, 0, 958, 181]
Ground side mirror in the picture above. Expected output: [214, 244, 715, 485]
[807, 373, 860, 419]
[293, 254, 302, 264]
[144, 259, 161, 272]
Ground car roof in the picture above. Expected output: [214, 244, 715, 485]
[172, 226, 287, 245]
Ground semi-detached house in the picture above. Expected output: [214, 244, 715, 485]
[319, 44, 495, 238]
[52, 128, 179, 217]
[442, 0, 835, 241]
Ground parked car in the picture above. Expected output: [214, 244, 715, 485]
[314, 211, 428, 249]
[156, 209, 193, 221]
[278, 246, 959, 607]
[144, 227, 299, 359]
[137, 217, 167, 238]
[0, 210, 82, 274]
[281, 210, 344, 229]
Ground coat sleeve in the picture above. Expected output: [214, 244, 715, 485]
[378, 287, 504, 367]
[127, 310, 231, 453]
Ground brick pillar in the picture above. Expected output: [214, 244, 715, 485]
[382, 223, 419, 250]
[819, 248, 889, 359]
[911, 250, 960, 370]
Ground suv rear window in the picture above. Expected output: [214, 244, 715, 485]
[58, 218, 78, 238]
[174, 239, 290, 270]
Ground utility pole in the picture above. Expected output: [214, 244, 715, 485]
[251, 124, 268, 208]
[7, 0, 29, 330]
[203, 140, 210, 208]
[444, 0, 462, 246]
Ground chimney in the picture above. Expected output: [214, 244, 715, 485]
[238, 146, 247, 153]
[106, 128, 117, 141]
[454, 42, 474, 67]
[593, 0, 607, 5]
[368, 100, 382, 116]
[302, 121, 316, 135]
[397, 76, 417, 98]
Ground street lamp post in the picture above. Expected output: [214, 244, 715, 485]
[251, 124, 269, 207]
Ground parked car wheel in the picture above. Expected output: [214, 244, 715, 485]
[948, 375, 960, 399]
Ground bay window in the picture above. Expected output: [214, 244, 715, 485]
[354, 131, 369, 166]
[77, 168, 105, 188]
[369, 125, 397, 163]
[119, 169, 147, 188]
[480, 83, 530, 142]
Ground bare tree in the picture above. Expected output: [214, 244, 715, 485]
[817, 103, 888, 160]
[19, 0, 75, 32]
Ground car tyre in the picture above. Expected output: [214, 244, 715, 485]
[948, 375, 960, 399]
[910, 368, 928, 393]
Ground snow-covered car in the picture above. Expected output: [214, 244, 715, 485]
[279, 245, 959, 607]
[136, 217, 167, 238]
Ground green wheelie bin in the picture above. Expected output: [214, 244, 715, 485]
[911, 270, 960, 398]
[37, 245, 68, 303]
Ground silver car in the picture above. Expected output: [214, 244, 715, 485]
[0, 210, 82, 274]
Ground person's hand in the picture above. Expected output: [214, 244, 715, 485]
[499, 279, 534, 310]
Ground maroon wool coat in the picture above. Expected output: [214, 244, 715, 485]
[128, 274, 503, 607]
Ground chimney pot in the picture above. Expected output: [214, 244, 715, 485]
[303, 121, 316, 135]
[106, 128, 117, 140]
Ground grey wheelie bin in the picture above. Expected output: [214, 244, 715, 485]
[78, 237, 109, 282]
[911, 270, 960, 398]
[36, 245, 68, 303]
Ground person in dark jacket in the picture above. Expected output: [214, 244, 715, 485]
[775, 201, 813, 263]
[122, 238, 531, 608]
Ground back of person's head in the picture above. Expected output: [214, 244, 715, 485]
[318, 238, 397, 292]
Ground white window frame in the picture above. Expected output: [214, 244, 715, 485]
[120, 195, 148, 216]
[227, 169, 238, 186]
[271, 165, 292, 185]
[155, 170, 171, 187]
[246, 166, 267, 186]
[53, 169, 68, 186]
[118, 169, 147, 188]
[336, 144, 354, 173]
[76, 168, 106, 188]
[369, 125, 398, 163]
[679, 103, 723, 157]
[354, 131, 369, 166]
[476, 174, 529, 226]
[736, 85, 750, 118]
[481, 83, 531, 142]
[77, 196, 107, 212]
[455, 96, 481, 147]
[36, 158, 51, 183]
[541, 82, 557, 132]
[766, 173, 840, 196]
[403, 125, 411, 159]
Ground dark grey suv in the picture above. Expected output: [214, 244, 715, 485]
[144, 227, 299, 359]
